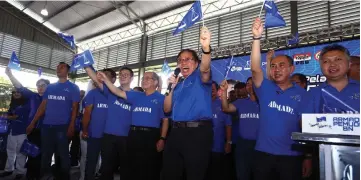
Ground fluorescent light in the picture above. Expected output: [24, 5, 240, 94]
[41, 9, 48, 16]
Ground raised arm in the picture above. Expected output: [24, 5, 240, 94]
[26, 100, 47, 134]
[266, 49, 274, 80]
[199, 27, 212, 83]
[251, 18, 265, 88]
[220, 80, 237, 113]
[84, 66, 103, 90]
[5, 67, 22, 89]
[98, 71, 127, 99]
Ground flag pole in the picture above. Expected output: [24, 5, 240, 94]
[258, 0, 266, 18]
[200, 0, 205, 27]
[224, 56, 234, 80]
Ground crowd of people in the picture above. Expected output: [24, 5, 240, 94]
[0, 18, 359, 180]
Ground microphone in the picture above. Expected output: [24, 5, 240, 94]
[166, 68, 181, 95]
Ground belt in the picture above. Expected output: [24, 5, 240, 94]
[172, 121, 212, 128]
[130, 126, 156, 131]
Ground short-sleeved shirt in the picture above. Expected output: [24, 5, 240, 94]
[233, 98, 260, 140]
[43, 81, 80, 125]
[172, 68, 212, 121]
[102, 84, 132, 136]
[211, 99, 232, 153]
[83, 88, 108, 138]
[9, 101, 31, 135]
[254, 78, 310, 156]
[126, 91, 165, 128]
[17, 87, 43, 128]
[308, 80, 360, 114]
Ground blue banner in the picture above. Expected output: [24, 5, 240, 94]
[8, 52, 21, 71]
[211, 39, 360, 89]
[70, 50, 95, 72]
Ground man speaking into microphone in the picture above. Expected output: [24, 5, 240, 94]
[162, 26, 212, 180]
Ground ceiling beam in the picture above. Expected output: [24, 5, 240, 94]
[77, 1, 194, 42]
[61, 1, 134, 32]
[22, 1, 34, 11]
[42, 1, 81, 23]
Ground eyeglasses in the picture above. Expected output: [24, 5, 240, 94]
[119, 74, 131, 78]
[177, 58, 194, 64]
[141, 77, 154, 81]
[37, 84, 47, 88]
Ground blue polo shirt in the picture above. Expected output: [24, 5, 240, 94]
[43, 81, 80, 125]
[172, 68, 212, 121]
[211, 99, 232, 153]
[126, 91, 165, 128]
[254, 78, 310, 156]
[309, 80, 360, 114]
[17, 87, 43, 128]
[103, 84, 132, 136]
[233, 98, 260, 140]
[8, 101, 31, 135]
[84, 89, 108, 138]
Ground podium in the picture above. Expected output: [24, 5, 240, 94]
[292, 114, 360, 180]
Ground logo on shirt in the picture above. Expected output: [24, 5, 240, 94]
[133, 107, 152, 113]
[151, 99, 158, 104]
[239, 113, 259, 119]
[213, 113, 218, 119]
[97, 103, 108, 108]
[309, 116, 332, 129]
[64, 88, 69, 92]
[349, 93, 360, 100]
[290, 95, 301, 102]
[268, 101, 294, 114]
[48, 95, 66, 101]
[114, 100, 131, 111]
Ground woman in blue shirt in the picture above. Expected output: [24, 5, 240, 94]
[5, 67, 50, 180]
[162, 26, 213, 180]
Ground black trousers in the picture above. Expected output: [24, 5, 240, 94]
[70, 130, 80, 165]
[162, 126, 213, 180]
[128, 127, 161, 180]
[253, 151, 303, 180]
[205, 152, 226, 180]
[100, 133, 128, 180]
[26, 128, 41, 179]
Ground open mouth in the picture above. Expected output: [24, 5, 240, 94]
[328, 67, 339, 74]
[182, 67, 190, 73]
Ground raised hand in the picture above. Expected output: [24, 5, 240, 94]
[220, 80, 228, 91]
[167, 74, 180, 89]
[200, 26, 211, 51]
[252, 18, 264, 38]
[96, 71, 107, 82]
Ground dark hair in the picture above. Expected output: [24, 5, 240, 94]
[119, 67, 134, 77]
[102, 68, 116, 79]
[8, 91, 28, 115]
[133, 87, 144, 92]
[320, 44, 351, 61]
[246, 77, 252, 83]
[292, 73, 308, 89]
[36, 79, 50, 86]
[212, 81, 219, 90]
[350, 56, 359, 62]
[152, 72, 160, 83]
[271, 55, 294, 66]
[58, 62, 70, 71]
[177, 49, 200, 63]
[80, 90, 85, 93]
[234, 82, 246, 90]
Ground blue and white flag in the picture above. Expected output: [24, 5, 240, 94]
[264, 0, 286, 28]
[70, 50, 94, 72]
[288, 32, 299, 46]
[161, 60, 172, 76]
[173, 0, 202, 35]
[58, 33, 75, 49]
[8, 52, 21, 71]
[37, 67, 42, 77]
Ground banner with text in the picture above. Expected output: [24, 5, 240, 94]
[211, 39, 360, 90]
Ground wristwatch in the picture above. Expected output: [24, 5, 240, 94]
[227, 141, 232, 145]
[160, 137, 166, 141]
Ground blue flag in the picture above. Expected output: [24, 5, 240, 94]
[161, 60, 172, 75]
[70, 50, 95, 72]
[264, 0, 286, 28]
[58, 33, 75, 49]
[288, 32, 299, 46]
[8, 52, 21, 71]
[316, 116, 326, 122]
[37, 67, 42, 77]
[173, 0, 202, 35]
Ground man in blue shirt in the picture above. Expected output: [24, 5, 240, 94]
[309, 45, 360, 114]
[26, 62, 80, 180]
[220, 77, 260, 180]
[99, 71, 168, 180]
[250, 18, 312, 180]
[84, 66, 133, 180]
[206, 81, 232, 180]
[5, 67, 50, 180]
[162, 27, 213, 180]
[81, 69, 116, 180]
